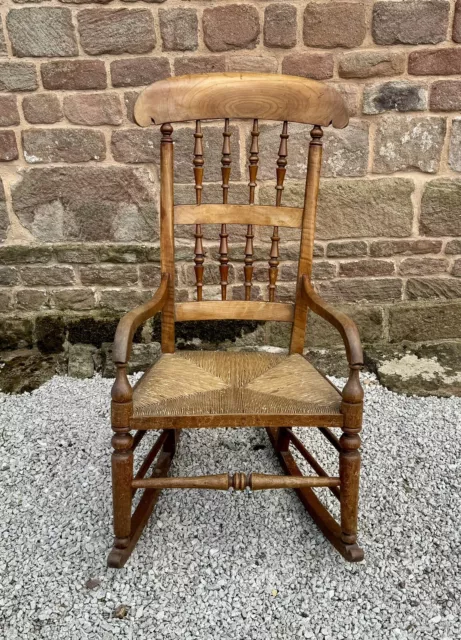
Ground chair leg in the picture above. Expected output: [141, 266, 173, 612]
[266, 426, 364, 562]
[339, 428, 361, 546]
[111, 429, 134, 551]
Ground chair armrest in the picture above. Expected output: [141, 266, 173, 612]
[302, 275, 363, 367]
[112, 273, 169, 365]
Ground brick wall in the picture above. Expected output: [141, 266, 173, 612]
[1, 0, 461, 369]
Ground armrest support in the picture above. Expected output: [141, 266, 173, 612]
[113, 273, 169, 365]
[302, 275, 363, 367]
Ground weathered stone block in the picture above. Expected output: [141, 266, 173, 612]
[226, 56, 278, 74]
[16, 289, 49, 311]
[111, 57, 170, 88]
[0, 245, 52, 264]
[0, 96, 19, 126]
[452, 259, 461, 276]
[67, 315, 120, 347]
[0, 62, 37, 92]
[409, 49, 461, 76]
[139, 264, 161, 288]
[399, 258, 448, 276]
[389, 301, 461, 343]
[80, 264, 138, 286]
[448, 119, 461, 172]
[174, 56, 225, 76]
[327, 241, 367, 258]
[420, 179, 461, 236]
[282, 53, 333, 80]
[0, 131, 19, 161]
[446, 240, 461, 255]
[370, 239, 443, 258]
[363, 81, 427, 114]
[99, 244, 149, 263]
[0, 181, 8, 243]
[0, 17, 6, 56]
[203, 5, 260, 52]
[78, 8, 155, 55]
[311, 261, 337, 280]
[63, 93, 123, 126]
[373, 116, 445, 174]
[52, 288, 96, 310]
[159, 8, 198, 52]
[406, 278, 461, 300]
[255, 121, 368, 180]
[317, 278, 403, 304]
[339, 50, 405, 79]
[0, 349, 62, 394]
[303, 3, 366, 48]
[68, 344, 96, 379]
[339, 260, 394, 278]
[41, 60, 106, 90]
[22, 94, 62, 124]
[0, 266, 19, 286]
[261, 178, 414, 240]
[0, 318, 34, 350]
[430, 81, 461, 112]
[102, 342, 161, 377]
[20, 265, 75, 286]
[12, 166, 158, 242]
[99, 288, 151, 312]
[7, 8, 77, 57]
[454, 0, 461, 43]
[23, 129, 105, 164]
[372, 1, 449, 45]
[264, 4, 297, 49]
[111, 129, 158, 163]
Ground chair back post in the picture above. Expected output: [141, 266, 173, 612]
[290, 125, 323, 354]
[160, 123, 175, 353]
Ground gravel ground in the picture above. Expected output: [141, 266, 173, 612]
[0, 372, 460, 640]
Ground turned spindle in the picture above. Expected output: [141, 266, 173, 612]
[245, 119, 259, 300]
[220, 119, 231, 300]
[193, 120, 204, 301]
[268, 122, 288, 302]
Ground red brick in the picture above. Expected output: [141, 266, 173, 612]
[304, 3, 366, 48]
[409, 49, 461, 76]
[111, 57, 170, 88]
[264, 4, 297, 49]
[41, 60, 106, 90]
[282, 53, 333, 80]
[430, 81, 461, 111]
[0, 131, 19, 162]
[0, 95, 19, 127]
[203, 5, 260, 52]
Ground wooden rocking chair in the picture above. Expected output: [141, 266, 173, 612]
[108, 73, 364, 568]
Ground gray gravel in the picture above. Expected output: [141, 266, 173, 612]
[0, 372, 460, 640]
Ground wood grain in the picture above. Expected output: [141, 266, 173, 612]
[174, 204, 303, 228]
[175, 300, 294, 322]
[134, 73, 349, 128]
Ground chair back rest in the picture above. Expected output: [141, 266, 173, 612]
[134, 73, 349, 354]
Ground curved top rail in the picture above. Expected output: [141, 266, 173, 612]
[134, 73, 349, 128]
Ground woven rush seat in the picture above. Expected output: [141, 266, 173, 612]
[132, 351, 341, 419]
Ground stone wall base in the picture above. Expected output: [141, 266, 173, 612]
[1, 306, 460, 397]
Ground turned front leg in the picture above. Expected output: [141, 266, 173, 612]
[340, 365, 363, 547]
[339, 428, 361, 545]
[111, 429, 133, 549]
[111, 364, 134, 550]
